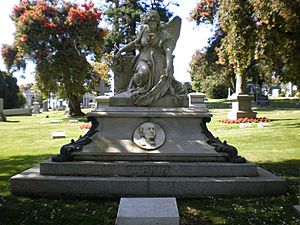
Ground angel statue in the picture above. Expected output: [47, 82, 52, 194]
[114, 10, 187, 106]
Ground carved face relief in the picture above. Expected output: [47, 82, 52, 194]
[133, 122, 165, 150]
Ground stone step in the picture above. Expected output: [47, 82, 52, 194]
[10, 166, 287, 198]
[40, 160, 258, 177]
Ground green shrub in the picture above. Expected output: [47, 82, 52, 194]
[201, 76, 228, 99]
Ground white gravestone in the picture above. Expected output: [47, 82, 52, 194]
[52, 131, 66, 139]
[116, 198, 179, 225]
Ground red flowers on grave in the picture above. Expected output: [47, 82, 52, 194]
[220, 117, 271, 124]
[80, 123, 92, 130]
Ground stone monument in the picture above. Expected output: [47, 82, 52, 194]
[42, 100, 48, 112]
[11, 11, 286, 197]
[227, 75, 257, 120]
[0, 98, 6, 122]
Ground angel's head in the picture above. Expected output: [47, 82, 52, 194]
[143, 10, 161, 31]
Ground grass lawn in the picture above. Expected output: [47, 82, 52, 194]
[0, 98, 300, 225]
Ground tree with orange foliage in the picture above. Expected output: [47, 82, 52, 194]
[1, 0, 107, 116]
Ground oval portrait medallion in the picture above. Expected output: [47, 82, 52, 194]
[133, 122, 165, 150]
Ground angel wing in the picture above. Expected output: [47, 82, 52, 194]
[164, 16, 182, 52]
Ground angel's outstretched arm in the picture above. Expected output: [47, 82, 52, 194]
[114, 40, 137, 57]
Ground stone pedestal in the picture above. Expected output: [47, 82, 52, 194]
[95, 96, 110, 107]
[10, 105, 287, 197]
[188, 93, 207, 111]
[0, 98, 6, 122]
[227, 94, 257, 120]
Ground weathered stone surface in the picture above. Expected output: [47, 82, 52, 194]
[188, 93, 208, 111]
[72, 152, 228, 162]
[95, 96, 110, 107]
[10, 166, 287, 197]
[115, 198, 179, 225]
[80, 107, 216, 158]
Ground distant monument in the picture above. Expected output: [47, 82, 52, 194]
[11, 11, 286, 197]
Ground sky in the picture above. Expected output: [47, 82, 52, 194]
[0, 0, 213, 85]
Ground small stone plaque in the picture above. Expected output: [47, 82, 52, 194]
[52, 131, 66, 139]
[69, 119, 78, 123]
[116, 198, 179, 225]
[239, 123, 253, 129]
[258, 123, 271, 128]
[50, 119, 61, 123]
[133, 122, 165, 150]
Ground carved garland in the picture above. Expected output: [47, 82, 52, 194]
[51, 116, 98, 162]
[201, 117, 246, 163]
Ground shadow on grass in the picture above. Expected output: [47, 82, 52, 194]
[0, 154, 52, 196]
[179, 159, 300, 225]
[258, 159, 300, 186]
[2, 120, 20, 123]
[0, 154, 118, 225]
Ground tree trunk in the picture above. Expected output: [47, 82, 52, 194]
[68, 94, 85, 117]
[235, 74, 246, 94]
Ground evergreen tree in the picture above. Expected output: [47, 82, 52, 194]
[0, 70, 21, 109]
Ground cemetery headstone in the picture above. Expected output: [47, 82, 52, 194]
[256, 93, 269, 106]
[42, 100, 48, 112]
[32, 101, 40, 114]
